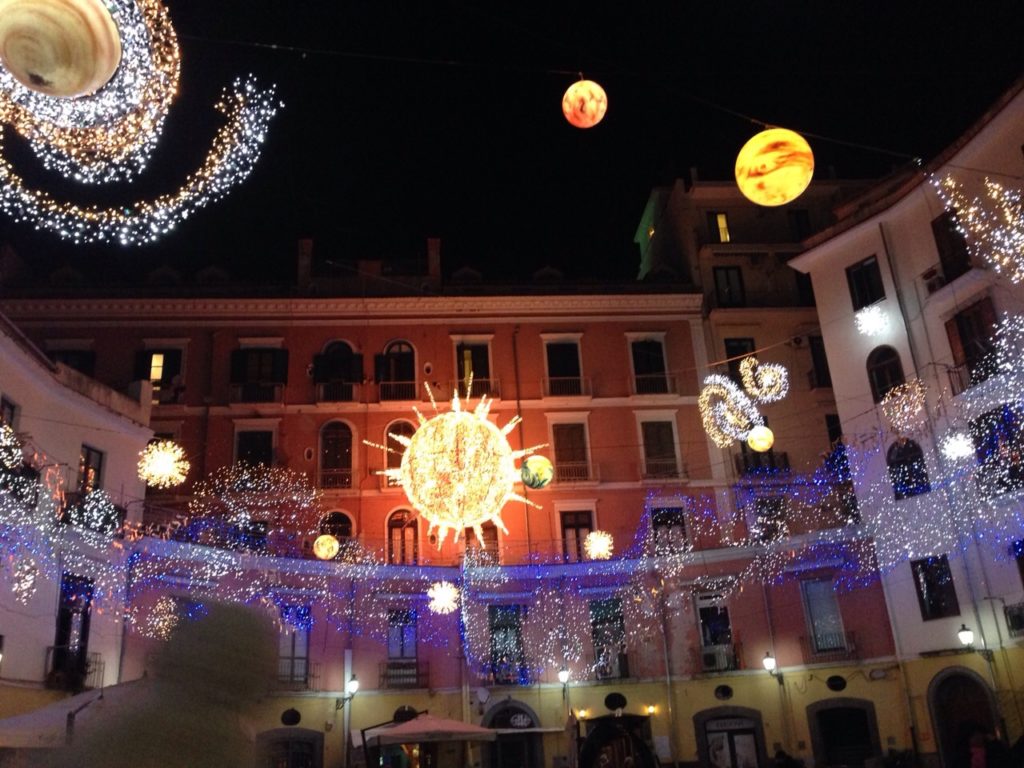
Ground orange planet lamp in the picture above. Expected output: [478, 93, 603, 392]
[312, 534, 340, 561]
[562, 77, 607, 129]
[735, 127, 814, 207]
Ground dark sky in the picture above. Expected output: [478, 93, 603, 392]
[1, 2, 1022, 285]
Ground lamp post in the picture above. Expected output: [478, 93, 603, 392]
[958, 624, 975, 648]
[336, 673, 359, 767]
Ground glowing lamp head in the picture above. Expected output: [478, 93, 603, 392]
[958, 624, 974, 647]
[312, 534, 340, 561]
[0, 0, 122, 97]
[346, 674, 359, 696]
[762, 652, 777, 672]
[562, 78, 607, 129]
[521, 454, 554, 489]
[735, 127, 814, 207]
[746, 425, 775, 453]
[557, 667, 570, 685]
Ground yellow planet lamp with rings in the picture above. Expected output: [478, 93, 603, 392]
[562, 77, 607, 129]
[735, 127, 814, 207]
[312, 534, 340, 561]
[521, 454, 554, 489]
[746, 425, 775, 453]
[0, 0, 122, 97]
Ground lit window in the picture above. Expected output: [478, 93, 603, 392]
[708, 212, 731, 243]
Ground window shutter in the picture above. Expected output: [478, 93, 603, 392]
[162, 349, 182, 381]
[374, 354, 387, 383]
[311, 354, 328, 383]
[977, 296, 997, 335]
[945, 316, 965, 367]
[271, 350, 289, 384]
[350, 354, 364, 383]
[133, 350, 151, 380]
[229, 350, 247, 384]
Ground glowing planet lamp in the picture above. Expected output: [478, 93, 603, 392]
[562, 78, 607, 129]
[746, 425, 775, 453]
[0, 0, 122, 97]
[312, 534, 340, 561]
[521, 454, 554, 489]
[735, 127, 814, 207]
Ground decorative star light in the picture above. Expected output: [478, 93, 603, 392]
[880, 380, 927, 433]
[937, 176, 1024, 283]
[855, 305, 889, 336]
[698, 375, 764, 448]
[583, 530, 614, 560]
[138, 440, 190, 489]
[427, 580, 460, 615]
[739, 357, 790, 403]
[375, 384, 542, 546]
[940, 431, 975, 461]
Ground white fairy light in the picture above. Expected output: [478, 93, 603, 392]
[698, 375, 764, 448]
[426, 581, 460, 615]
[937, 176, 1024, 284]
[739, 357, 789, 403]
[940, 431, 975, 461]
[880, 380, 927, 433]
[583, 530, 614, 560]
[0, 423, 21, 470]
[855, 305, 889, 336]
[138, 440, 190, 489]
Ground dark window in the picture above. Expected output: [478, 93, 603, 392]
[561, 511, 593, 562]
[946, 296, 997, 384]
[724, 338, 755, 380]
[387, 609, 417, 659]
[488, 605, 527, 685]
[387, 510, 417, 565]
[911, 556, 960, 621]
[887, 439, 931, 500]
[590, 598, 628, 679]
[385, 421, 416, 483]
[319, 421, 352, 489]
[312, 342, 363, 401]
[707, 211, 731, 243]
[641, 421, 678, 478]
[229, 348, 288, 402]
[970, 404, 1024, 498]
[788, 209, 812, 240]
[931, 212, 971, 282]
[651, 507, 688, 553]
[1, 396, 16, 427]
[319, 512, 352, 541]
[809, 335, 832, 388]
[133, 349, 183, 404]
[714, 266, 746, 307]
[825, 414, 843, 446]
[51, 349, 96, 378]
[265, 738, 315, 768]
[77, 445, 103, 494]
[375, 341, 416, 400]
[631, 339, 668, 394]
[752, 497, 788, 542]
[52, 573, 94, 690]
[236, 430, 274, 466]
[278, 605, 311, 684]
[795, 271, 816, 306]
[866, 346, 905, 403]
[552, 423, 589, 482]
[545, 342, 582, 396]
[846, 256, 885, 310]
[456, 342, 491, 396]
[697, 594, 732, 646]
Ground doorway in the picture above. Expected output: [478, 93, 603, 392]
[928, 668, 998, 768]
[807, 698, 881, 768]
[694, 707, 768, 768]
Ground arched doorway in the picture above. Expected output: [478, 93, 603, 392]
[579, 714, 658, 768]
[807, 698, 881, 768]
[693, 706, 768, 768]
[256, 727, 323, 768]
[928, 668, 998, 768]
[481, 700, 544, 768]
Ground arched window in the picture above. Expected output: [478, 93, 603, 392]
[387, 510, 417, 565]
[314, 341, 361, 402]
[377, 341, 416, 400]
[319, 511, 353, 541]
[319, 421, 353, 489]
[887, 439, 930, 500]
[866, 346, 905, 403]
[385, 421, 416, 485]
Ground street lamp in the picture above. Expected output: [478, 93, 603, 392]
[558, 667, 570, 685]
[336, 674, 359, 710]
[958, 624, 975, 647]
[763, 652, 783, 684]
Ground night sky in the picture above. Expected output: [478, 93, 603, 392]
[1, 2, 1021, 286]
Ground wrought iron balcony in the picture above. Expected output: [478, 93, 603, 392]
[543, 377, 591, 397]
[276, 660, 321, 691]
[451, 378, 500, 399]
[698, 643, 738, 673]
[554, 461, 592, 483]
[229, 382, 284, 404]
[800, 631, 858, 664]
[319, 468, 353, 490]
[735, 450, 790, 476]
[631, 374, 678, 396]
[1005, 602, 1024, 638]
[379, 659, 429, 689]
[642, 458, 682, 480]
[45, 646, 103, 691]
[379, 381, 418, 401]
[316, 381, 360, 403]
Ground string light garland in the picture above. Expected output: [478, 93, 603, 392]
[0, 0, 181, 183]
[0, 76, 280, 244]
[375, 385, 542, 546]
[427, 580, 460, 615]
[583, 530, 614, 560]
[698, 374, 764, 448]
[880, 380, 927, 433]
[937, 176, 1024, 283]
[137, 440, 189, 488]
[739, 357, 789, 403]
[0, 423, 21, 470]
[64, 489, 121, 537]
[855, 305, 889, 336]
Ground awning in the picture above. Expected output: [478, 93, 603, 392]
[365, 714, 497, 748]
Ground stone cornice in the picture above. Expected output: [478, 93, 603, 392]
[1, 292, 704, 322]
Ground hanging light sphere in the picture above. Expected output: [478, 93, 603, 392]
[137, 440, 190, 488]
[746, 425, 775, 453]
[0, 0, 122, 98]
[583, 530, 614, 560]
[562, 78, 607, 129]
[427, 580, 460, 615]
[520, 454, 554, 489]
[312, 533, 340, 561]
[735, 127, 814, 207]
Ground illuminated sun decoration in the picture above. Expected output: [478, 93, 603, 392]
[427, 580, 460, 615]
[735, 127, 814, 207]
[378, 385, 542, 546]
[855, 305, 889, 336]
[562, 78, 607, 129]
[583, 530, 614, 560]
[138, 440, 189, 488]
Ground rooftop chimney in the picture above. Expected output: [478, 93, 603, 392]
[297, 238, 313, 289]
[427, 237, 441, 279]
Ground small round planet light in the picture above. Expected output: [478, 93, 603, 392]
[735, 127, 814, 207]
[521, 454, 554, 489]
[746, 425, 775, 453]
[312, 533, 340, 561]
[562, 78, 607, 129]
[0, 0, 122, 97]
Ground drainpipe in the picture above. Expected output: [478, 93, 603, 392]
[511, 325, 531, 555]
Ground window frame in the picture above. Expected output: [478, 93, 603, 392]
[626, 333, 670, 395]
[723, 337, 756, 381]
[233, 419, 279, 466]
[1, 396, 17, 428]
[866, 346, 905, 403]
[707, 211, 731, 244]
[801, 579, 847, 653]
[451, 334, 495, 398]
[319, 420, 354, 489]
[387, 609, 417, 660]
[886, 439, 931, 500]
[636, 411, 681, 479]
[541, 333, 584, 397]
[846, 255, 886, 311]
[547, 413, 593, 483]
[386, 509, 418, 565]
[910, 556, 961, 621]
[713, 266, 746, 308]
[77, 444, 104, 494]
[560, 509, 594, 562]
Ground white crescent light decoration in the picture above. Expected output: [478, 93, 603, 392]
[698, 374, 764, 448]
[739, 357, 789, 403]
[735, 127, 814, 207]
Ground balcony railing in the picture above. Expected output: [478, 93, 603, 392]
[698, 643, 738, 673]
[316, 381, 360, 403]
[543, 377, 591, 397]
[554, 461, 592, 483]
[451, 378, 500, 399]
[486, 660, 531, 686]
[643, 459, 682, 480]
[230, 382, 284, 404]
[595, 648, 629, 680]
[800, 631, 858, 664]
[379, 659, 429, 689]
[735, 451, 790, 475]
[631, 374, 678, 396]
[276, 660, 321, 691]
[45, 646, 103, 691]
[1005, 602, 1024, 638]
[319, 468, 353, 490]
[379, 381, 417, 401]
